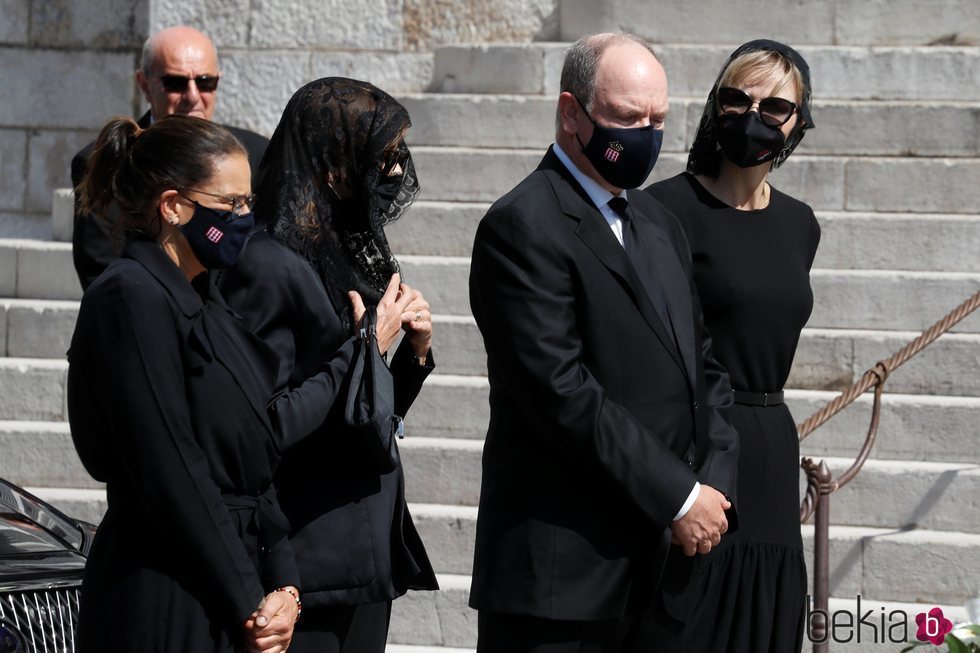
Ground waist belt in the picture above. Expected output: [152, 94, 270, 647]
[222, 486, 291, 556]
[732, 390, 784, 407]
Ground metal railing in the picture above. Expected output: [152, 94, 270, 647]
[797, 288, 980, 653]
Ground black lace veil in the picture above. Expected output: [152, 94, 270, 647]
[253, 77, 420, 319]
[687, 39, 815, 176]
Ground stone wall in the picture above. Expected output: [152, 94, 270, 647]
[0, 0, 560, 237]
[0, 0, 147, 237]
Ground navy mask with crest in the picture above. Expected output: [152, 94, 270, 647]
[574, 96, 663, 190]
[179, 201, 254, 269]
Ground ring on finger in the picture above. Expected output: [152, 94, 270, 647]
[415, 311, 423, 320]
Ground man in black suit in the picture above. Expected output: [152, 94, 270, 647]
[468, 33, 740, 652]
[70, 25, 269, 289]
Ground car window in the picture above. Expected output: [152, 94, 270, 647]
[0, 513, 69, 554]
[0, 480, 84, 552]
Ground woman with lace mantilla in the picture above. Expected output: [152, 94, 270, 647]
[219, 78, 438, 653]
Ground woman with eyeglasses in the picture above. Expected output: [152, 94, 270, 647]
[67, 115, 306, 653]
[637, 40, 819, 652]
[218, 78, 437, 653]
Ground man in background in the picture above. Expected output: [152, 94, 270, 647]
[70, 25, 268, 289]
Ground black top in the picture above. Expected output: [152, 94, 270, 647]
[219, 231, 438, 610]
[646, 172, 820, 393]
[67, 239, 298, 649]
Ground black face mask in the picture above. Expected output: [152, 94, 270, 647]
[716, 111, 786, 168]
[375, 173, 403, 217]
[179, 202, 254, 269]
[575, 97, 663, 190]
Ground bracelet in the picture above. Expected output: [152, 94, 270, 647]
[276, 586, 302, 622]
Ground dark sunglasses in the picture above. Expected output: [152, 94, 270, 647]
[717, 87, 798, 127]
[157, 74, 220, 94]
[379, 142, 410, 176]
[180, 189, 255, 217]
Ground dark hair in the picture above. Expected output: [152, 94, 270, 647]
[75, 115, 247, 233]
[560, 33, 659, 113]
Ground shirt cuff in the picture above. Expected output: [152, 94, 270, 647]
[672, 481, 701, 521]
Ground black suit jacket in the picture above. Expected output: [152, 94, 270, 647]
[67, 239, 299, 647]
[218, 231, 438, 610]
[467, 148, 739, 621]
[70, 111, 270, 290]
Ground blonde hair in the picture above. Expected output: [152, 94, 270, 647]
[718, 50, 804, 104]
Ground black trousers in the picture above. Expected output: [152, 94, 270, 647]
[288, 601, 392, 653]
[477, 611, 637, 653]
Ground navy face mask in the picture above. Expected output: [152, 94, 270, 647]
[179, 201, 254, 269]
[716, 111, 786, 168]
[574, 96, 663, 190]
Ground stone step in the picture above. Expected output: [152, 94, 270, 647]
[401, 443, 979, 534]
[410, 382, 980, 465]
[402, 93, 980, 158]
[398, 322, 980, 395]
[2, 323, 978, 416]
[4, 383, 979, 494]
[0, 238, 79, 300]
[23, 480, 980, 614]
[410, 149, 980, 215]
[5, 269, 978, 355]
[387, 574, 474, 649]
[794, 391, 980, 464]
[813, 212, 980, 274]
[408, 504, 980, 609]
[431, 43, 980, 101]
[5, 385, 976, 503]
[386, 646, 473, 653]
[561, 0, 980, 47]
[0, 358, 67, 421]
[391, 206, 980, 274]
[390, 575, 978, 651]
[9, 484, 971, 653]
[807, 270, 980, 333]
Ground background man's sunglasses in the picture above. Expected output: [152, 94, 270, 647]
[157, 74, 220, 93]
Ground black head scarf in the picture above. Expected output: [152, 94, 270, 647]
[254, 77, 419, 317]
[687, 39, 815, 176]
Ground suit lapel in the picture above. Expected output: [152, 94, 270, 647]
[539, 151, 686, 373]
[628, 208, 698, 387]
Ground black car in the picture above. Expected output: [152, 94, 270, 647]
[0, 477, 95, 652]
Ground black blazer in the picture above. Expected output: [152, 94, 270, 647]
[467, 148, 739, 621]
[69, 111, 270, 290]
[67, 239, 299, 649]
[219, 231, 438, 610]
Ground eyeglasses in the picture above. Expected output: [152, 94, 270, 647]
[180, 189, 255, 217]
[157, 74, 220, 94]
[717, 87, 798, 127]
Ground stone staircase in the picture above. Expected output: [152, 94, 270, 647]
[3, 19, 980, 653]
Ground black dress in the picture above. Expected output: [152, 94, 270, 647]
[219, 231, 438, 651]
[67, 239, 299, 652]
[643, 172, 820, 652]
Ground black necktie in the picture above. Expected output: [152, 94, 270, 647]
[607, 196, 634, 253]
[607, 196, 675, 342]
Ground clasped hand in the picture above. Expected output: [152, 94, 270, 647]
[349, 273, 433, 359]
[670, 484, 731, 557]
[242, 587, 299, 653]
